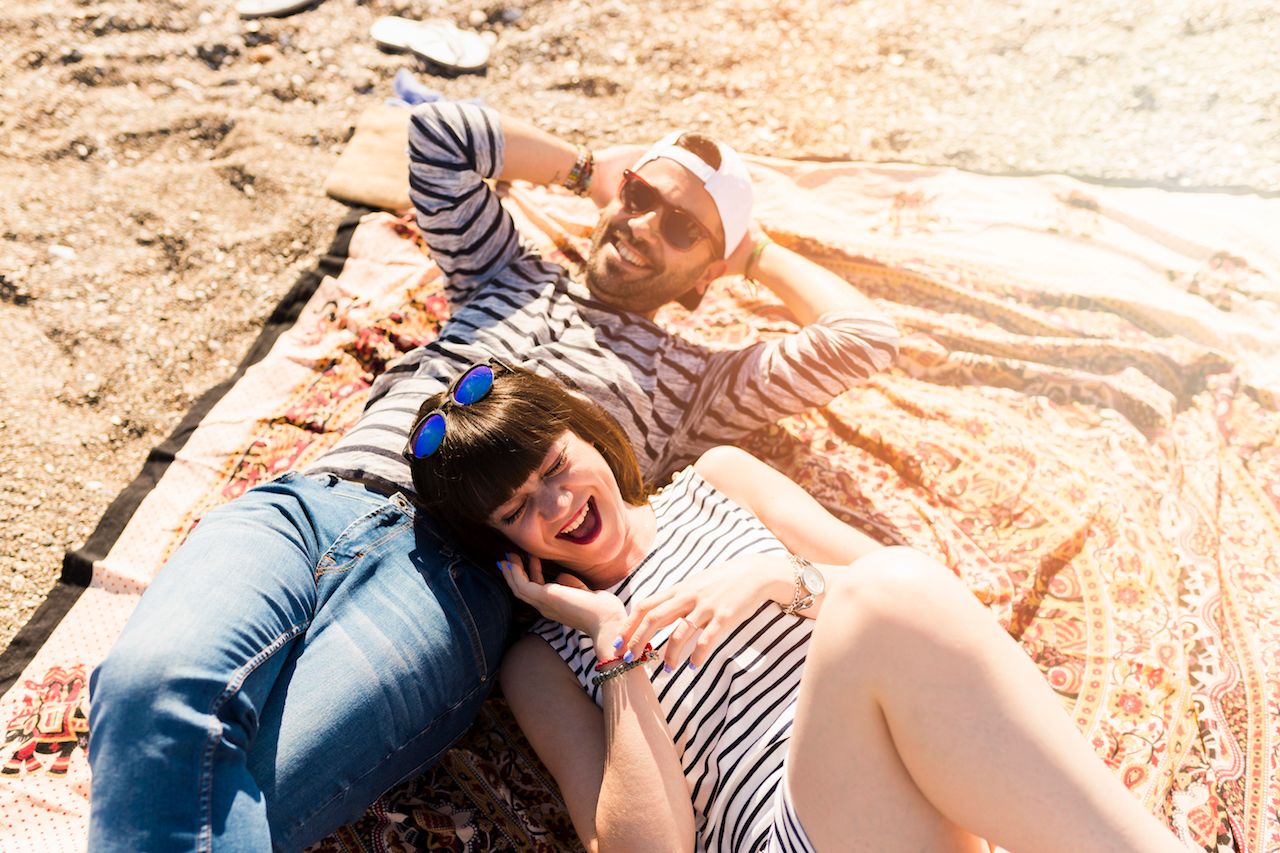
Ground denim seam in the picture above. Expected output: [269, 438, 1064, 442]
[443, 557, 490, 676]
[321, 527, 488, 672]
[282, 674, 494, 844]
[196, 621, 310, 853]
[327, 489, 390, 512]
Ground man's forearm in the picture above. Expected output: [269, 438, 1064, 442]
[496, 115, 581, 187]
[752, 241, 883, 326]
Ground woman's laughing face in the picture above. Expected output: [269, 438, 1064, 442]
[487, 430, 646, 583]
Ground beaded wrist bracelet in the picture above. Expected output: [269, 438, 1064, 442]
[592, 644, 659, 686]
[563, 145, 594, 197]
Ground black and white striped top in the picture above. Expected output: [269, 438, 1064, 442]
[308, 102, 899, 494]
[533, 467, 814, 852]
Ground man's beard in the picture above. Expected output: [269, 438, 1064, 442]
[583, 216, 701, 315]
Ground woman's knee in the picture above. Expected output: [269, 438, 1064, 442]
[826, 546, 967, 628]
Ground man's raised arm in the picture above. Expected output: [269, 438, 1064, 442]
[408, 103, 644, 303]
[673, 231, 900, 455]
[407, 102, 520, 299]
[726, 229, 885, 326]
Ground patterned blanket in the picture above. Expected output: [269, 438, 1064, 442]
[1, 159, 1277, 852]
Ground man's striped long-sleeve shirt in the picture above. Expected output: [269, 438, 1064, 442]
[308, 101, 899, 494]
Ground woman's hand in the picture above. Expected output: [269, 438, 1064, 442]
[618, 553, 793, 671]
[499, 552, 628, 647]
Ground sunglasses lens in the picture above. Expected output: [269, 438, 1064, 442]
[662, 212, 701, 250]
[620, 172, 705, 252]
[410, 412, 447, 459]
[621, 173, 658, 213]
[452, 365, 495, 405]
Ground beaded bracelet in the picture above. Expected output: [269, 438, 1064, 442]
[744, 236, 773, 284]
[594, 643, 654, 672]
[563, 145, 594, 197]
[592, 645, 659, 686]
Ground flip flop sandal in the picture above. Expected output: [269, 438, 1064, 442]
[371, 16, 490, 72]
[409, 23, 490, 74]
[371, 16, 429, 53]
[237, 0, 322, 19]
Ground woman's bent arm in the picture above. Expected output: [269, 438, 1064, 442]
[619, 447, 887, 662]
[695, 445, 883, 568]
[501, 636, 695, 853]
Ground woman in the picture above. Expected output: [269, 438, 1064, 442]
[408, 360, 1186, 853]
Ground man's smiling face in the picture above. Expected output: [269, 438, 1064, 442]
[583, 157, 726, 316]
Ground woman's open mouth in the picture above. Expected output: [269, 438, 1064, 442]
[557, 497, 602, 545]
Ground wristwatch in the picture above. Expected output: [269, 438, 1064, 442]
[782, 554, 825, 616]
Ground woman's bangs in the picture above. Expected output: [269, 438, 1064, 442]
[449, 438, 552, 522]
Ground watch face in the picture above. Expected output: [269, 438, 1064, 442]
[801, 566, 825, 595]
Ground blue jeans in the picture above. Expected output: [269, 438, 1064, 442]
[88, 473, 512, 852]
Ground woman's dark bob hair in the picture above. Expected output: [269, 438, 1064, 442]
[409, 362, 651, 559]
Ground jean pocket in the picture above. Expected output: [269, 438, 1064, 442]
[314, 502, 413, 581]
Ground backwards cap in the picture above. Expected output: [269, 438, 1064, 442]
[629, 132, 753, 260]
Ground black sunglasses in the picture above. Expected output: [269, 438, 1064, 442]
[618, 169, 718, 252]
[403, 358, 513, 460]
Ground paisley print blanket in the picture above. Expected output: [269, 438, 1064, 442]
[1, 159, 1277, 852]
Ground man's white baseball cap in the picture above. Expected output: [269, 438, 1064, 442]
[630, 131, 754, 260]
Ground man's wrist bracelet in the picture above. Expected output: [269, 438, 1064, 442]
[745, 236, 773, 284]
[563, 145, 594, 197]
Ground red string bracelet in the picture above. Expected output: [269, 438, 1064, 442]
[591, 644, 660, 686]
[594, 643, 654, 672]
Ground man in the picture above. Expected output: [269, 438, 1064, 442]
[89, 101, 898, 850]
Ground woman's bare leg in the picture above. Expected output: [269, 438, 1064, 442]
[787, 547, 1185, 853]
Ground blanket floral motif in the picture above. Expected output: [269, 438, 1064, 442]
[1, 164, 1277, 853]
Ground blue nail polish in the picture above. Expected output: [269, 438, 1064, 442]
[496, 560, 505, 571]
[688, 662, 699, 671]
[612, 637, 624, 650]
[663, 663, 673, 674]
[622, 650, 634, 663]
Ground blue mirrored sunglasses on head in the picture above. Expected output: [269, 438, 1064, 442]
[404, 358, 513, 461]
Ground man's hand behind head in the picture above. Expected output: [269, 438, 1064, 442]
[722, 221, 767, 279]
[589, 145, 647, 209]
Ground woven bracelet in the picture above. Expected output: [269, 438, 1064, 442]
[594, 642, 654, 672]
[592, 645, 659, 686]
[564, 145, 594, 197]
